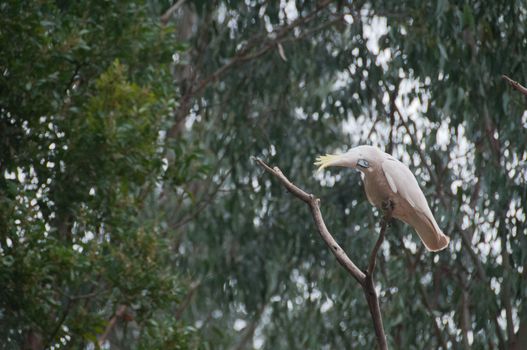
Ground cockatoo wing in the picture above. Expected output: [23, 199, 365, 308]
[381, 157, 428, 211]
[381, 156, 449, 251]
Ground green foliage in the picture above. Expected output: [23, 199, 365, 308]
[0, 1, 199, 348]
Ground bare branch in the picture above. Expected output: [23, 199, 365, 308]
[363, 206, 392, 350]
[386, 85, 399, 155]
[502, 75, 527, 97]
[363, 278, 388, 350]
[460, 274, 472, 350]
[254, 157, 389, 350]
[254, 157, 365, 284]
[367, 209, 392, 276]
[60, 288, 107, 301]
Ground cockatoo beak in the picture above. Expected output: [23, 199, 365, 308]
[314, 153, 346, 172]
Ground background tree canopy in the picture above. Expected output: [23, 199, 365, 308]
[1, 0, 526, 349]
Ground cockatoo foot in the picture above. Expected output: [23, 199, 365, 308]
[381, 199, 394, 212]
[381, 200, 394, 225]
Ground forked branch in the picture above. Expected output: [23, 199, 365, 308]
[254, 157, 389, 350]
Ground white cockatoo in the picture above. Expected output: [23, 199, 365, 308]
[315, 145, 450, 252]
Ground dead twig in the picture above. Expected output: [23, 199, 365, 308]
[254, 157, 388, 350]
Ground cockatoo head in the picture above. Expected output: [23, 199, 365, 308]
[315, 145, 380, 172]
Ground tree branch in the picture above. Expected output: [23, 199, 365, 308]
[418, 282, 449, 349]
[254, 157, 365, 284]
[254, 157, 388, 349]
[393, 103, 437, 185]
[363, 277, 388, 350]
[171, 169, 232, 231]
[460, 278, 472, 350]
[186, 1, 333, 103]
[160, 0, 187, 24]
[43, 298, 71, 350]
[364, 206, 391, 350]
[367, 212, 391, 276]
[98, 305, 128, 347]
[234, 302, 267, 350]
[175, 281, 201, 320]
[502, 75, 527, 97]
[386, 85, 399, 155]
[169, 1, 336, 137]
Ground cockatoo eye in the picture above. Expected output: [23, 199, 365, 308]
[357, 159, 369, 168]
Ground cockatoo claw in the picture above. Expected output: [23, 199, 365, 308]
[381, 199, 394, 212]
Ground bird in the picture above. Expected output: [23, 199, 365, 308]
[314, 145, 450, 252]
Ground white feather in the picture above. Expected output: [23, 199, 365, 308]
[381, 156, 431, 216]
[382, 165, 398, 194]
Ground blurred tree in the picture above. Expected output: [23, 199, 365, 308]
[0, 1, 200, 348]
[158, 0, 527, 349]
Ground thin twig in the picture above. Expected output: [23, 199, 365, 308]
[175, 281, 201, 320]
[366, 115, 380, 139]
[367, 214, 390, 276]
[502, 75, 527, 97]
[393, 103, 437, 185]
[161, 0, 187, 24]
[60, 288, 107, 301]
[171, 169, 232, 230]
[98, 305, 127, 347]
[281, 13, 349, 44]
[254, 157, 389, 349]
[386, 85, 399, 155]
